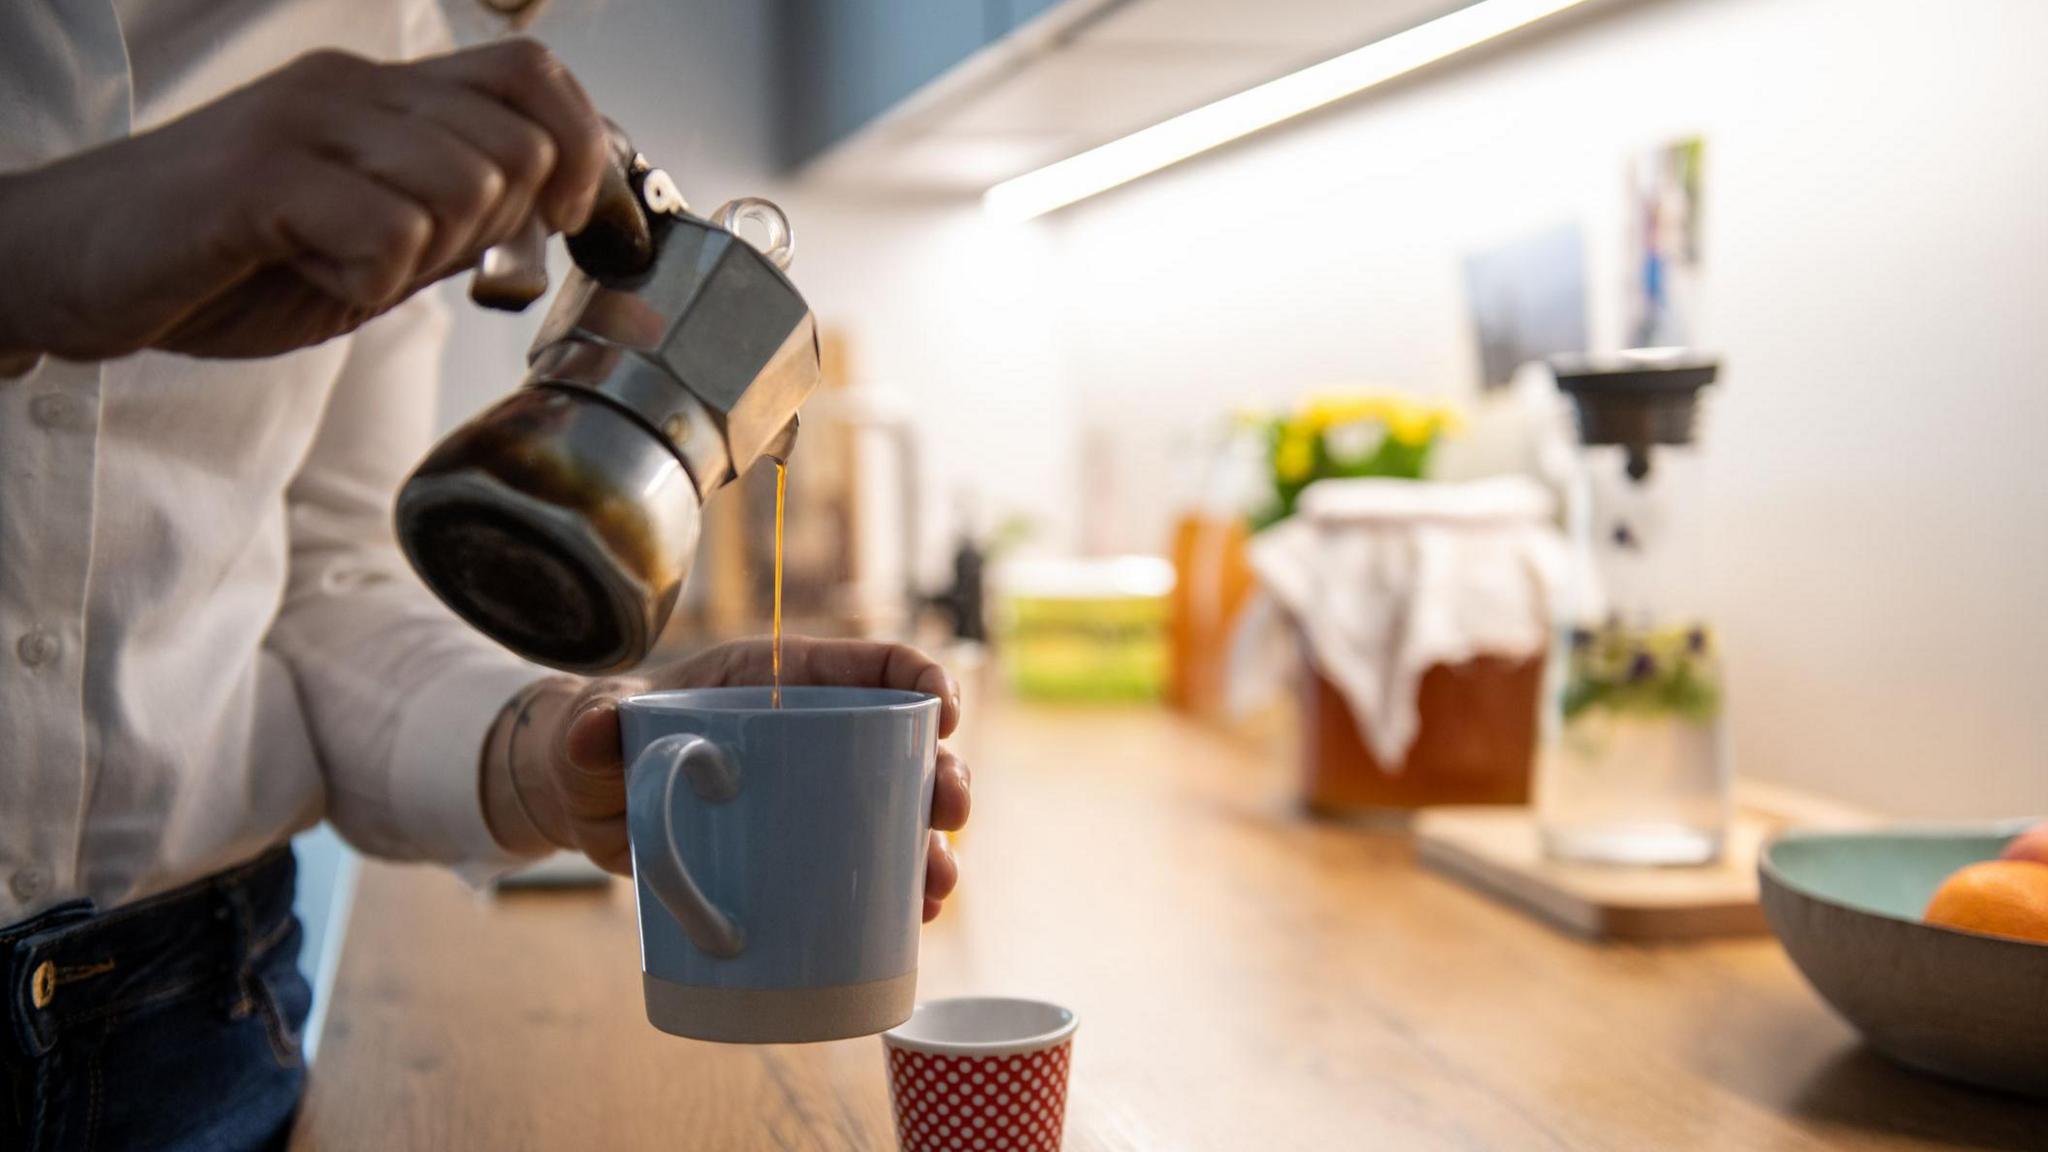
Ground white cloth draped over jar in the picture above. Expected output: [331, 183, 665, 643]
[1247, 478, 1571, 769]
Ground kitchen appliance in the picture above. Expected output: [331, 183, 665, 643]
[1540, 351, 1726, 865]
[395, 124, 820, 674]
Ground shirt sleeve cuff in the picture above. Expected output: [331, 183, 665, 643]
[386, 657, 547, 877]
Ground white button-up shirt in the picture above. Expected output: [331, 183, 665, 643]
[1, 0, 539, 922]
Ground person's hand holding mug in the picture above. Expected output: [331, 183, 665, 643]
[484, 637, 972, 921]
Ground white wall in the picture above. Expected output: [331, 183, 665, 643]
[768, 193, 1072, 579]
[1040, 0, 2048, 817]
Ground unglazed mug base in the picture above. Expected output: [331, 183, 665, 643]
[643, 970, 919, 1044]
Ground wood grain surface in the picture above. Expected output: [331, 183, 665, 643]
[293, 703, 2048, 1150]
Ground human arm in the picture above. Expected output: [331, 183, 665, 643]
[266, 288, 544, 869]
[0, 37, 605, 367]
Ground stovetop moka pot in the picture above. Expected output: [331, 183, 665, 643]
[396, 125, 819, 674]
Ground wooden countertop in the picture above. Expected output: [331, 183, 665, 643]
[292, 704, 2048, 1151]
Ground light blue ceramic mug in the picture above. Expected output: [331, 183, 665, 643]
[621, 686, 939, 1043]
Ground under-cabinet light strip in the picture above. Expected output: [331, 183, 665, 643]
[984, 0, 1599, 221]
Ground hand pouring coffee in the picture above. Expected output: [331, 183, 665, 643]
[395, 121, 819, 674]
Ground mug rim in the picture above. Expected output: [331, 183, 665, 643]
[883, 996, 1078, 1057]
[622, 685, 937, 715]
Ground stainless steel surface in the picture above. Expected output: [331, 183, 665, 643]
[399, 153, 821, 672]
[469, 216, 551, 312]
[524, 206, 820, 492]
[714, 198, 795, 270]
[526, 340, 734, 502]
[397, 387, 703, 674]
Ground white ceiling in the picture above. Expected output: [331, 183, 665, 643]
[802, 0, 1477, 191]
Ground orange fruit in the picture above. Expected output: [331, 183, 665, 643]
[1999, 821, 2048, 866]
[1924, 860, 2048, 944]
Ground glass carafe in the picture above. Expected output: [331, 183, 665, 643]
[1539, 354, 1728, 865]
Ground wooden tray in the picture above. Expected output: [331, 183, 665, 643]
[1414, 784, 1880, 941]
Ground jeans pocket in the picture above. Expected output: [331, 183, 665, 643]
[249, 918, 311, 1070]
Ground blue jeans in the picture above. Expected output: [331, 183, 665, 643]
[2, 847, 308, 1152]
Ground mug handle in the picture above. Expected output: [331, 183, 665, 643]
[626, 734, 746, 959]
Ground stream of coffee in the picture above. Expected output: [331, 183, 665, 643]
[771, 460, 787, 708]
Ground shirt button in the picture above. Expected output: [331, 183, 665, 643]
[9, 866, 45, 902]
[29, 392, 80, 430]
[16, 629, 60, 668]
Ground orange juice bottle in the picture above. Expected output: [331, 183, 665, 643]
[1167, 424, 1264, 718]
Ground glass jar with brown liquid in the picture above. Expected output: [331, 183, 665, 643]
[1252, 479, 1562, 819]
[1300, 651, 1543, 814]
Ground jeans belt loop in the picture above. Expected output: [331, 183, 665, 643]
[7, 943, 41, 1060]
[221, 877, 262, 1022]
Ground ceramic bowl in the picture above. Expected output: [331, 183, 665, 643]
[1759, 823, 2048, 1099]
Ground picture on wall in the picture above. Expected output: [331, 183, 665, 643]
[1462, 221, 1588, 390]
[1626, 136, 1704, 348]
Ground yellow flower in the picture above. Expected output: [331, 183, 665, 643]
[1385, 400, 1465, 447]
[1282, 392, 1463, 456]
[1275, 433, 1315, 482]
[1301, 393, 1389, 431]
[1385, 403, 1435, 447]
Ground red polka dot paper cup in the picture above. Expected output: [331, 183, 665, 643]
[882, 997, 1078, 1152]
